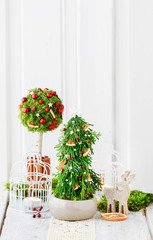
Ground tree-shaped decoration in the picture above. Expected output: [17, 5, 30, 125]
[19, 88, 64, 154]
[54, 115, 101, 200]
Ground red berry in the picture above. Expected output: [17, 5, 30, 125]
[85, 191, 88, 194]
[37, 213, 41, 218]
[38, 88, 43, 92]
[45, 107, 49, 112]
[55, 102, 60, 108]
[32, 208, 36, 211]
[32, 93, 38, 99]
[33, 214, 36, 218]
[61, 169, 64, 172]
[63, 128, 66, 131]
[46, 92, 52, 98]
[39, 100, 43, 104]
[39, 206, 43, 211]
[80, 151, 83, 154]
[82, 165, 85, 168]
[61, 105, 64, 109]
[77, 136, 79, 139]
[52, 119, 57, 125]
[48, 125, 54, 130]
[55, 125, 59, 128]
[44, 88, 49, 91]
[69, 157, 72, 160]
[88, 140, 91, 143]
[52, 91, 56, 96]
[22, 97, 27, 103]
[24, 108, 29, 113]
[58, 108, 63, 114]
[40, 118, 46, 124]
[78, 177, 81, 181]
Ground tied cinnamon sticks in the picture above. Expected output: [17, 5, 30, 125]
[27, 156, 51, 187]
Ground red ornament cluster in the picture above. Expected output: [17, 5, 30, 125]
[40, 118, 46, 124]
[32, 205, 43, 218]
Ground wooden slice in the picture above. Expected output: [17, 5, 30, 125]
[66, 140, 76, 146]
[101, 213, 127, 221]
[83, 148, 91, 157]
[50, 109, 56, 118]
[82, 124, 89, 131]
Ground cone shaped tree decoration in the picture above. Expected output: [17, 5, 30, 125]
[18, 88, 64, 155]
[54, 115, 101, 200]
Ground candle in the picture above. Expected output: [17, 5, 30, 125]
[24, 197, 41, 210]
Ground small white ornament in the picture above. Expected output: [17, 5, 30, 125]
[77, 129, 80, 132]
[69, 166, 72, 170]
[66, 179, 68, 182]
[36, 113, 40, 117]
[84, 172, 86, 174]
[70, 131, 74, 135]
[72, 120, 75, 123]
[85, 179, 87, 182]
[74, 149, 76, 151]
[60, 153, 62, 156]
[63, 193, 65, 195]
[65, 154, 68, 158]
[48, 102, 53, 107]
[69, 182, 72, 185]
[79, 141, 82, 145]
[85, 134, 87, 137]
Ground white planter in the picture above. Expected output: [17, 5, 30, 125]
[50, 195, 97, 221]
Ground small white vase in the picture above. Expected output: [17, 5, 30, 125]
[50, 195, 97, 221]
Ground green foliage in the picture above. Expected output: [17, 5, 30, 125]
[97, 190, 153, 212]
[52, 178, 58, 193]
[18, 88, 63, 132]
[54, 115, 102, 201]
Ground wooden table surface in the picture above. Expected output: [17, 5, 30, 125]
[0, 191, 153, 240]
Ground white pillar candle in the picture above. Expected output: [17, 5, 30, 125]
[24, 197, 41, 210]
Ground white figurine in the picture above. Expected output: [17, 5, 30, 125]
[103, 171, 136, 215]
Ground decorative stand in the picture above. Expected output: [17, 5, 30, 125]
[9, 152, 51, 212]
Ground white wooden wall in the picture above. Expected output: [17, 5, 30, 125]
[0, 0, 153, 192]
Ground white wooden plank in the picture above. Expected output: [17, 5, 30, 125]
[146, 204, 153, 239]
[0, 190, 8, 230]
[96, 211, 151, 240]
[1, 206, 151, 240]
[1, 206, 51, 240]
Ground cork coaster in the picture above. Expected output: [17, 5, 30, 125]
[101, 213, 127, 221]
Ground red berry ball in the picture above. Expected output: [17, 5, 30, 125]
[40, 118, 46, 124]
[55, 125, 59, 128]
[78, 177, 82, 181]
[77, 136, 79, 139]
[58, 108, 63, 114]
[46, 92, 52, 98]
[24, 108, 29, 113]
[38, 88, 43, 92]
[85, 191, 88, 194]
[52, 91, 56, 96]
[52, 119, 57, 125]
[48, 125, 54, 130]
[61, 105, 64, 109]
[22, 97, 27, 103]
[33, 214, 36, 218]
[61, 169, 64, 173]
[80, 151, 83, 154]
[32, 208, 36, 211]
[82, 165, 85, 168]
[69, 157, 72, 160]
[45, 107, 49, 112]
[63, 128, 66, 131]
[55, 102, 60, 108]
[39, 206, 43, 211]
[44, 88, 49, 91]
[88, 140, 91, 143]
[39, 100, 43, 104]
[37, 213, 41, 218]
[32, 93, 38, 99]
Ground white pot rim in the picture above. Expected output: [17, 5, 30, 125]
[52, 195, 96, 202]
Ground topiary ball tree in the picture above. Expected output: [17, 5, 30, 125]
[19, 88, 64, 154]
[54, 115, 101, 200]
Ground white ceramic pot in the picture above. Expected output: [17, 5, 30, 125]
[50, 195, 97, 221]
